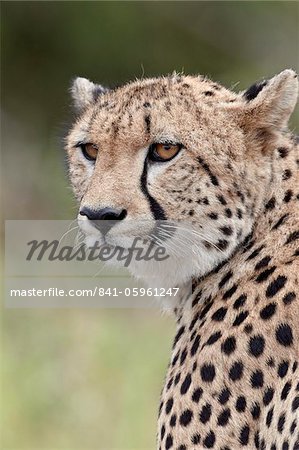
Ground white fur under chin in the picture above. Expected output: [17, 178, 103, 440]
[80, 220, 236, 310]
[78, 217, 237, 309]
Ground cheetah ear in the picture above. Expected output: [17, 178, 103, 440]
[240, 69, 298, 130]
[70, 77, 108, 113]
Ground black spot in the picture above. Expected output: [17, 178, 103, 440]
[190, 334, 201, 356]
[278, 147, 289, 158]
[254, 432, 260, 449]
[217, 239, 229, 250]
[229, 361, 244, 381]
[250, 403, 261, 420]
[244, 324, 253, 334]
[263, 387, 274, 406]
[290, 419, 297, 434]
[276, 323, 293, 347]
[260, 302, 277, 320]
[278, 360, 289, 378]
[255, 256, 271, 271]
[171, 351, 179, 367]
[285, 230, 299, 244]
[223, 284, 237, 300]
[281, 382, 291, 400]
[225, 208, 232, 218]
[267, 357, 275, 367]
[221, 336, 236, 355]
[192, 434, 201, 445]
[192, 387, 203, 403]
[144, 114, 151, 134]
[218, 387, 231, 404]
[208, 212, 218, 220]
[219, 271, 233, 288]
[180, 373, 192, 395]
[239, 425, 250, 445]
[244, 79, 267, 101]
[283, 169, 292, 180]
[166, 377, 173, 391]
[143, 102, 151, 107]
[246, 245, 264, 260]
[174, 373, 181, 385]
[165, 434, 173, 449]
[179, 409, 193, 426]
[249, 335, 265, 357]
[180, 347, 188, 365]
[160, 423, 165, 439]
[212, 307, 227, 321]
[236, 396, 246, 412]
[189, 312, 199, 331]
[278, 413, 286, 433]
[200, 403, 212, 424]
[217, 194, 227, 205]
[220, 226, 233, 236]
[111, 121, 119, 136]
[236, 190, 245, 202]
[266, 276, 287, 297]
[283, 292, 296, 305]
[233, 311, 249, 326]
[233, 294, 247, 309]
[284, 190, 293, 203]
[203, 431, 216, 448]
[206, 331, 222, 345]
[265, 197, 276, 210]
[251, 402, 261, 419]
[292, 396, 299, 411]
[204, 90, 215, 96]
[251, 370, 264, 388]
[237, 208, 243, 219]
[165, 397, 174, 414]
[217, 408, 231, 426]
[272, 214, 289, 230]
[173, 326, 185, 347]
[199, 301, 213, 320]
[266, 407, 274, 427]
[200, 364, 216, 382]
[255, 266, 276, 283]
[169, 413, 176, 427]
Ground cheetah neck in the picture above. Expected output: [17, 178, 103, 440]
[177, 135, 299, 318]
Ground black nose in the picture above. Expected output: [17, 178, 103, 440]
[79, 207, 127, 235]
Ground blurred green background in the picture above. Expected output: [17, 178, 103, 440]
[1, 1, 298, 449]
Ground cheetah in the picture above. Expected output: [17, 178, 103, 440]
[66, 70, 299, 449]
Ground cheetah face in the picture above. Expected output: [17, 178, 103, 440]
[66, 71, 298, 288]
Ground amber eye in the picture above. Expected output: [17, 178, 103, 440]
[149, 142, 182, 162]
[80, 143, 98, 161]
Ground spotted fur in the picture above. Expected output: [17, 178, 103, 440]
[66, 70, 299, 449]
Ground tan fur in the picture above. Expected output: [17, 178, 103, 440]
[66, 70, 299, 449]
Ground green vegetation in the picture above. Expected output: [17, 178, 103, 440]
[1, 2, 298, 449]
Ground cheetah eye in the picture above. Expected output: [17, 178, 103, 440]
[148, 142, 182, 162]
[79, 143, 98, 161]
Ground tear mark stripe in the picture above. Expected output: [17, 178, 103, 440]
[197, 156, 219, 186]
[140, 160, 167, 220]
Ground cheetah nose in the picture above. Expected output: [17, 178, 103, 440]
[79, 207, 127, 235]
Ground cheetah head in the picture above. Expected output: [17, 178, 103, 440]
[66, 70, 298, 289]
